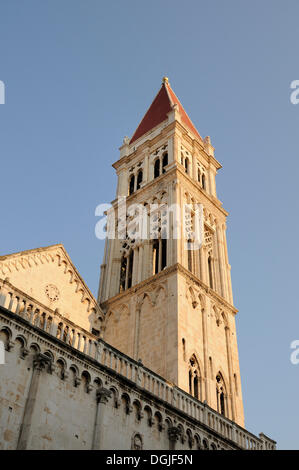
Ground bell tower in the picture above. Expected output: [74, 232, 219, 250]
[98, 77, 245, 427]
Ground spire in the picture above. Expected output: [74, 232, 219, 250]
[130, 78, 202, 144]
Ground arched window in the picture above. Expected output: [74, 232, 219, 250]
[184, 158, 189, 174]
[198, 169, 201, 183]
[136, 170, 143, 190]
[162, 152, 168, 173]
[119, 255, 127, 292]
[202, 173, 206, 190]
[127, 250, 134, 289]
[208, 255, 213, 289]
[234, 373, 238, 396]
[220, 391, 225, 415]
[189, 355, 202, 400]
[154, 159, 160, 178]
[129, 174, 135, 195]
[131, 433, 143, 450]
[182, 338, 186, 361]
[216, 373, 227, 416]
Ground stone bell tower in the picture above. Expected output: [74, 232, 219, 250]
[98, 77, 245, 427]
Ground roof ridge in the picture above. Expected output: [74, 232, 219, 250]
[165, 81, 202, 141]
[129, 78, 202, 145]
[0, 243, 64, 260]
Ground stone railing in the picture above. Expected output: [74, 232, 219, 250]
[0, 279, 276, 450]
[0, 279, 98, 357]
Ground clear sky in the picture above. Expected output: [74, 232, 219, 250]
[0, 0, 298, 449]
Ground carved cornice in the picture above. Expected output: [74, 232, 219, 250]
[101, 263, 237, 316]
[96, 387, 112, 404]
[168, 426, 182, 442]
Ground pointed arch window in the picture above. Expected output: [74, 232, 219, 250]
[154, 159, 160, 179]
[136, 170, 143, 190]
[216, 373, 227, 417]
[189, 355, 202, 400]
[162, 152, 168, 173]
[184, 158, 189, 174]
[129, 174, 135, 195]
[202, 173, 206, 190]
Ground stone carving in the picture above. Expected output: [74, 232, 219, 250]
[168, 426, 181, 442]
[45, 284, 60, 302]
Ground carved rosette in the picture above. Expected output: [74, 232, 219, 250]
[45, 284, 60, 302]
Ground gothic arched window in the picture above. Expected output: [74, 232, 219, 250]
[216, 373, 227, 417]
[136, 170, 143, 190]
[154, 159, 160, 179]
[189, 355, 202, 400]
[198, 169, 201, 183]
[162, 152, 168, 173]
[131, 433, 143, 450]
[129, 174, 135, 195]
[202, 173, 206, 190]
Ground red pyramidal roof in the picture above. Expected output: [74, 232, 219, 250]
[130, 78, 202, 144]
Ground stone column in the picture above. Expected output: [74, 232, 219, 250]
[92, 387, 112, 450]
[137, 244, 143, 284]
[144, 148, 150, 183]
[222, 224, 234, 304]
[192, 153, 197, 180]
[17, 353, 51, 450]
[142, 240, 151, 280]
[133, 302, 142, 361]
[201, 305, 210, 404]
[168, 426, 181, 450]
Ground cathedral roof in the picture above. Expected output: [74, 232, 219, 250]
[130, 77, 202, 144]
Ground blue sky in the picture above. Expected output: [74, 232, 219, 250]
[0, 0, 298, 449]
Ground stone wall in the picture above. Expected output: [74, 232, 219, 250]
[0, 305, 275, 450]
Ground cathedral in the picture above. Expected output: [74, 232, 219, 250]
[0, 78, 275, 450]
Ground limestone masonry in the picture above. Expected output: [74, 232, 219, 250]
[0, 78, 276, 450]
